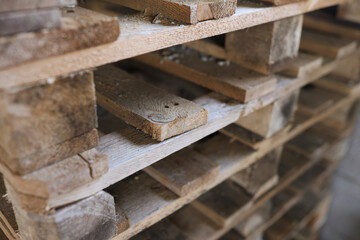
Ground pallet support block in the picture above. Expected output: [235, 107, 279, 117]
[236, 89, 299, 138]
[225, 15, 303, 74]
[338, 0, 360, 24]
[0, 70, 98, 175]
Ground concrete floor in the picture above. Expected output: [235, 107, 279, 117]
[320, 111, 360, 240]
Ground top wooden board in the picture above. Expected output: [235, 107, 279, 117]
[105, 0, 237, 24]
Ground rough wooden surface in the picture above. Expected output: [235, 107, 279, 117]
[225, 15, 303, 74]
[231, 147, 282, 198]
[0, 8, 61, 36]
[280, 53, 323, 78]
[338, 0, 360, 23]
[300, 29, 357, 59]
[9, 189, 117, 240]
[145, 148, 220, 196]
[95, 65, 208, 141]
[0, 6, 120, 69]
[0, 0, 76, 13]
[0, 175, 18, 240]
[0, 0, 349, 89]
[0, 70, 98, 175]
[1, 149, 108, 213]
[192, 180, 253, 227]
[136, 47, 277, 103]
[251, 0, 304, 5]
[105, 0, 237, 24]
[236, 90, 299, 137]
[313, 75, 360, 95]
[332, 54, 360, 81]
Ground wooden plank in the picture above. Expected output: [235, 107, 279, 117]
[304, 12, 360, 41]
[144, 148, 220, 196]
[0, 70, 98, 175]
[0, 8, 61, 36]
[0, 0, 76, 13]
[250, 0, 305, 6]
[135, 47, 277, 103]
[0, 0, 349, 89]
[8, 189, 117, 240]
[300, 30, 357, 59]
[1, 149, 108, 213]
[338, 0, 360, 23]
[105, 0, 237, 24]
[0, 6, 120, 70]
[236, 90, 299, 138]
[192, 180, 253, 227]
[313, 75, 360, 95]
[225, 15, 303, 74]
[231, 147, 283, 198]
[94, 65, 208, 141]
[280, 53, 323, 78]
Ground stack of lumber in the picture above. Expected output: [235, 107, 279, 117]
[0, 0, 360, 239]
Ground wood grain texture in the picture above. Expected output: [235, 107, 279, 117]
[0, 70, 98, 175]
[144, 148, 219, 196]
[225, 15, 303, 74]
[0, 175, 18, 240]
[231, 147, 282, 198]
[300, 29, 357, 59]
[8, 189, 117, 240]
[136, 47, 277, 103]
[236, 89, 299, 138]
[338, 0, 360, 24]
[0, 0, 76, 13]
[192, 180, 253, 227]
[0, 6, 119, 69]
[105, 0, 237, 24]
[280, 53, 323, 78]
[1, 149, 108, 213]
[0, 0, 350, 89]
[95, 65, 208, 141]
[0, 8, 61, 36]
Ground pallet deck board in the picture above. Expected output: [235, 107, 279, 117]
[0, 0, 349, 89]
[95, 65, 208, 141]
[105, 0, 237, 24]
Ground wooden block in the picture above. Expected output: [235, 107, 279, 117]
[232, 147, 282, 198]
[286, 131, 328, 159]
[0, 6, 120, 69]
[0, 70, 98, 174]
[278, 148, 309, 178]
[192, 180, 253, 227]
[9, 189, 117, 240]
[338, 0, 360, 24]
[250, 0, 305, 6]
[0, 0, 76, 13]
[104, 0, 237, 24]
[235, 201, 272, 237]
[0, 8, 61, 36]
[2, 149, 108, 214]
[331, 54, 360, 81]
[95, 64, 208, 141]
[280, 53, 323, 78]
[144, 148, 220, 196]
[131, 218, 189, 240]
[225, 15, 303, 74]
[136, 47, 277, 103]
[236, 90, 299, 138]
[324, 99, 360, 131]
[300, 30, 357, 59]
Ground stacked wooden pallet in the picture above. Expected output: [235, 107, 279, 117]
[0, 0, 359, 239]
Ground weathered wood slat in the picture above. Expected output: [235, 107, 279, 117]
[105, 0, 237, 24]
[144, 148, 220, 196]
[136, 47, 277, 103]
[300, 30, 357, 59]
[0, 6, 120, 69]
[0, 0, 76, 13]
[0, 70, 98, 175]
[95, 65, 208, 141]
[0, 0, 349, 89]
[225, 15, 303, 74]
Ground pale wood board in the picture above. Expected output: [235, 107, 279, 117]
[135, 47, 277, 103]
[17, 49, 359, 213]
[95, 65, 208, 141]
[225, 15, 303, 74]
[105, 0, 237, 24]
[0, 6, 120, 70]
[300, 29, 357, 59]
[280, 53, 323, 78]
[0, 70, 98, 175]
[0, 0, 349, 89]
[144, 148, 220, 196]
